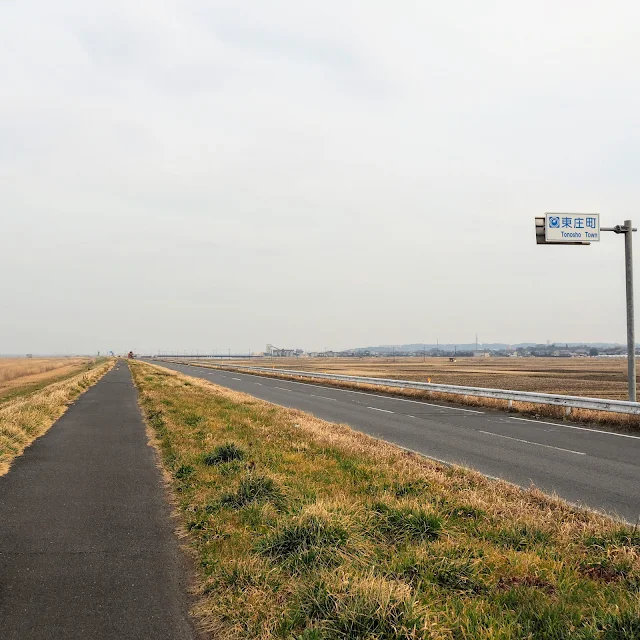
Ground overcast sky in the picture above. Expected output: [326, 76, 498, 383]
[2, 1, 640, 354]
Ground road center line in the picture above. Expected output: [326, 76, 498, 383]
[232, 378, 241, 381]
[478, 430, 586, 455]
[367, 407, 394, 414]
[309, 394, 337, 401]
[274, 387, 291, 392]
[510, 416, 640, 440]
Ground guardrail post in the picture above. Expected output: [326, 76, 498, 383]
[565, 407, 572, 417]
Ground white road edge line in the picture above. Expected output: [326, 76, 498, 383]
[510, 416, 640, 440]
[478, 430, 586, 455]
[213, 370, 485, 414]
[367, 407, 394, 414]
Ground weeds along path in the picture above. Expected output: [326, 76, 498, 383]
[131, 360, 640, 639]
[0, 362, 198, 640]
[0, 358, 113, 475]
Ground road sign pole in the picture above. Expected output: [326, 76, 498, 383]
[625, 220, 637, 401]
[537, 214, 637, 401]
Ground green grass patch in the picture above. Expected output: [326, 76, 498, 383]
[371, 501, 441, 543]
[203, 442, 245, 465]
[221, 473, 285, 509]
[257, 513, 350, 572]
[130, 361, 640, 639]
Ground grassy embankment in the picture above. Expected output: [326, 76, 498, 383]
[0, 358, 113, 475]
[179, 361, 640, 432]
[0, 357, 97, 403]
[131, 361, 639, 639]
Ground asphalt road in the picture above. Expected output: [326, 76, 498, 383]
[153, 360, 640, 523]
[0, 363, 198, 640]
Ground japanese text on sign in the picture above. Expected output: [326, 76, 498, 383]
[545, 213, 600, 242]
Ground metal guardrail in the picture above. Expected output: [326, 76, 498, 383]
[200, 363, 640, 416]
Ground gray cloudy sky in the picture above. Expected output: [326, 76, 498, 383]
[2, 1, 640, 354]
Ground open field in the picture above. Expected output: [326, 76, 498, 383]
[0, 359, 113, 475]
[132, 360, 640, 639]
[0, 357, 94, 402]
[217, 357, 636, 401]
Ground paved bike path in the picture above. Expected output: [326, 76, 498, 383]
[0, 363, 198, 640]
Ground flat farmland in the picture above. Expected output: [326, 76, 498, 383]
[0, 357, 93, 401]
[223, 357, 635, 400]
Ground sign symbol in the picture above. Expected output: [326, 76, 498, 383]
[549, 216, 560, 228]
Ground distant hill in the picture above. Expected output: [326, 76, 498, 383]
[350, 342, 622, 353]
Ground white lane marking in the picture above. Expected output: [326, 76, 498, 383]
[309, 394, 337, 401]
[478, 430, 586, 455]
[510, 417, 640, 440]
[367, 407, 394, 414]
[274, 386, 291, 392]
[407, 415, 416, 419]
[180, 366, 486, 415]
[218, 372, 484, 414]
[232, 378, 242, 381]
[255, 383, 262, 386]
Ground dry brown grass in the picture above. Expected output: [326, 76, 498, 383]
[221, 356, 635, 400]
[0, 357, 92, 400]
[131, 361, 640, 639]
[0, 357, 88, 382]
[0, 359, 113, 475]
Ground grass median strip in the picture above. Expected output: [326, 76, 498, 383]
[131, 361, 639, 639]
[0, 358, 114, 475]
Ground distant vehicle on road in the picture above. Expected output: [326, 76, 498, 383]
[127, 351, 135, 359]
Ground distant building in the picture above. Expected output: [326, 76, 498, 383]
[266, 345, 304, 357]
[473, 351, 491, 358]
